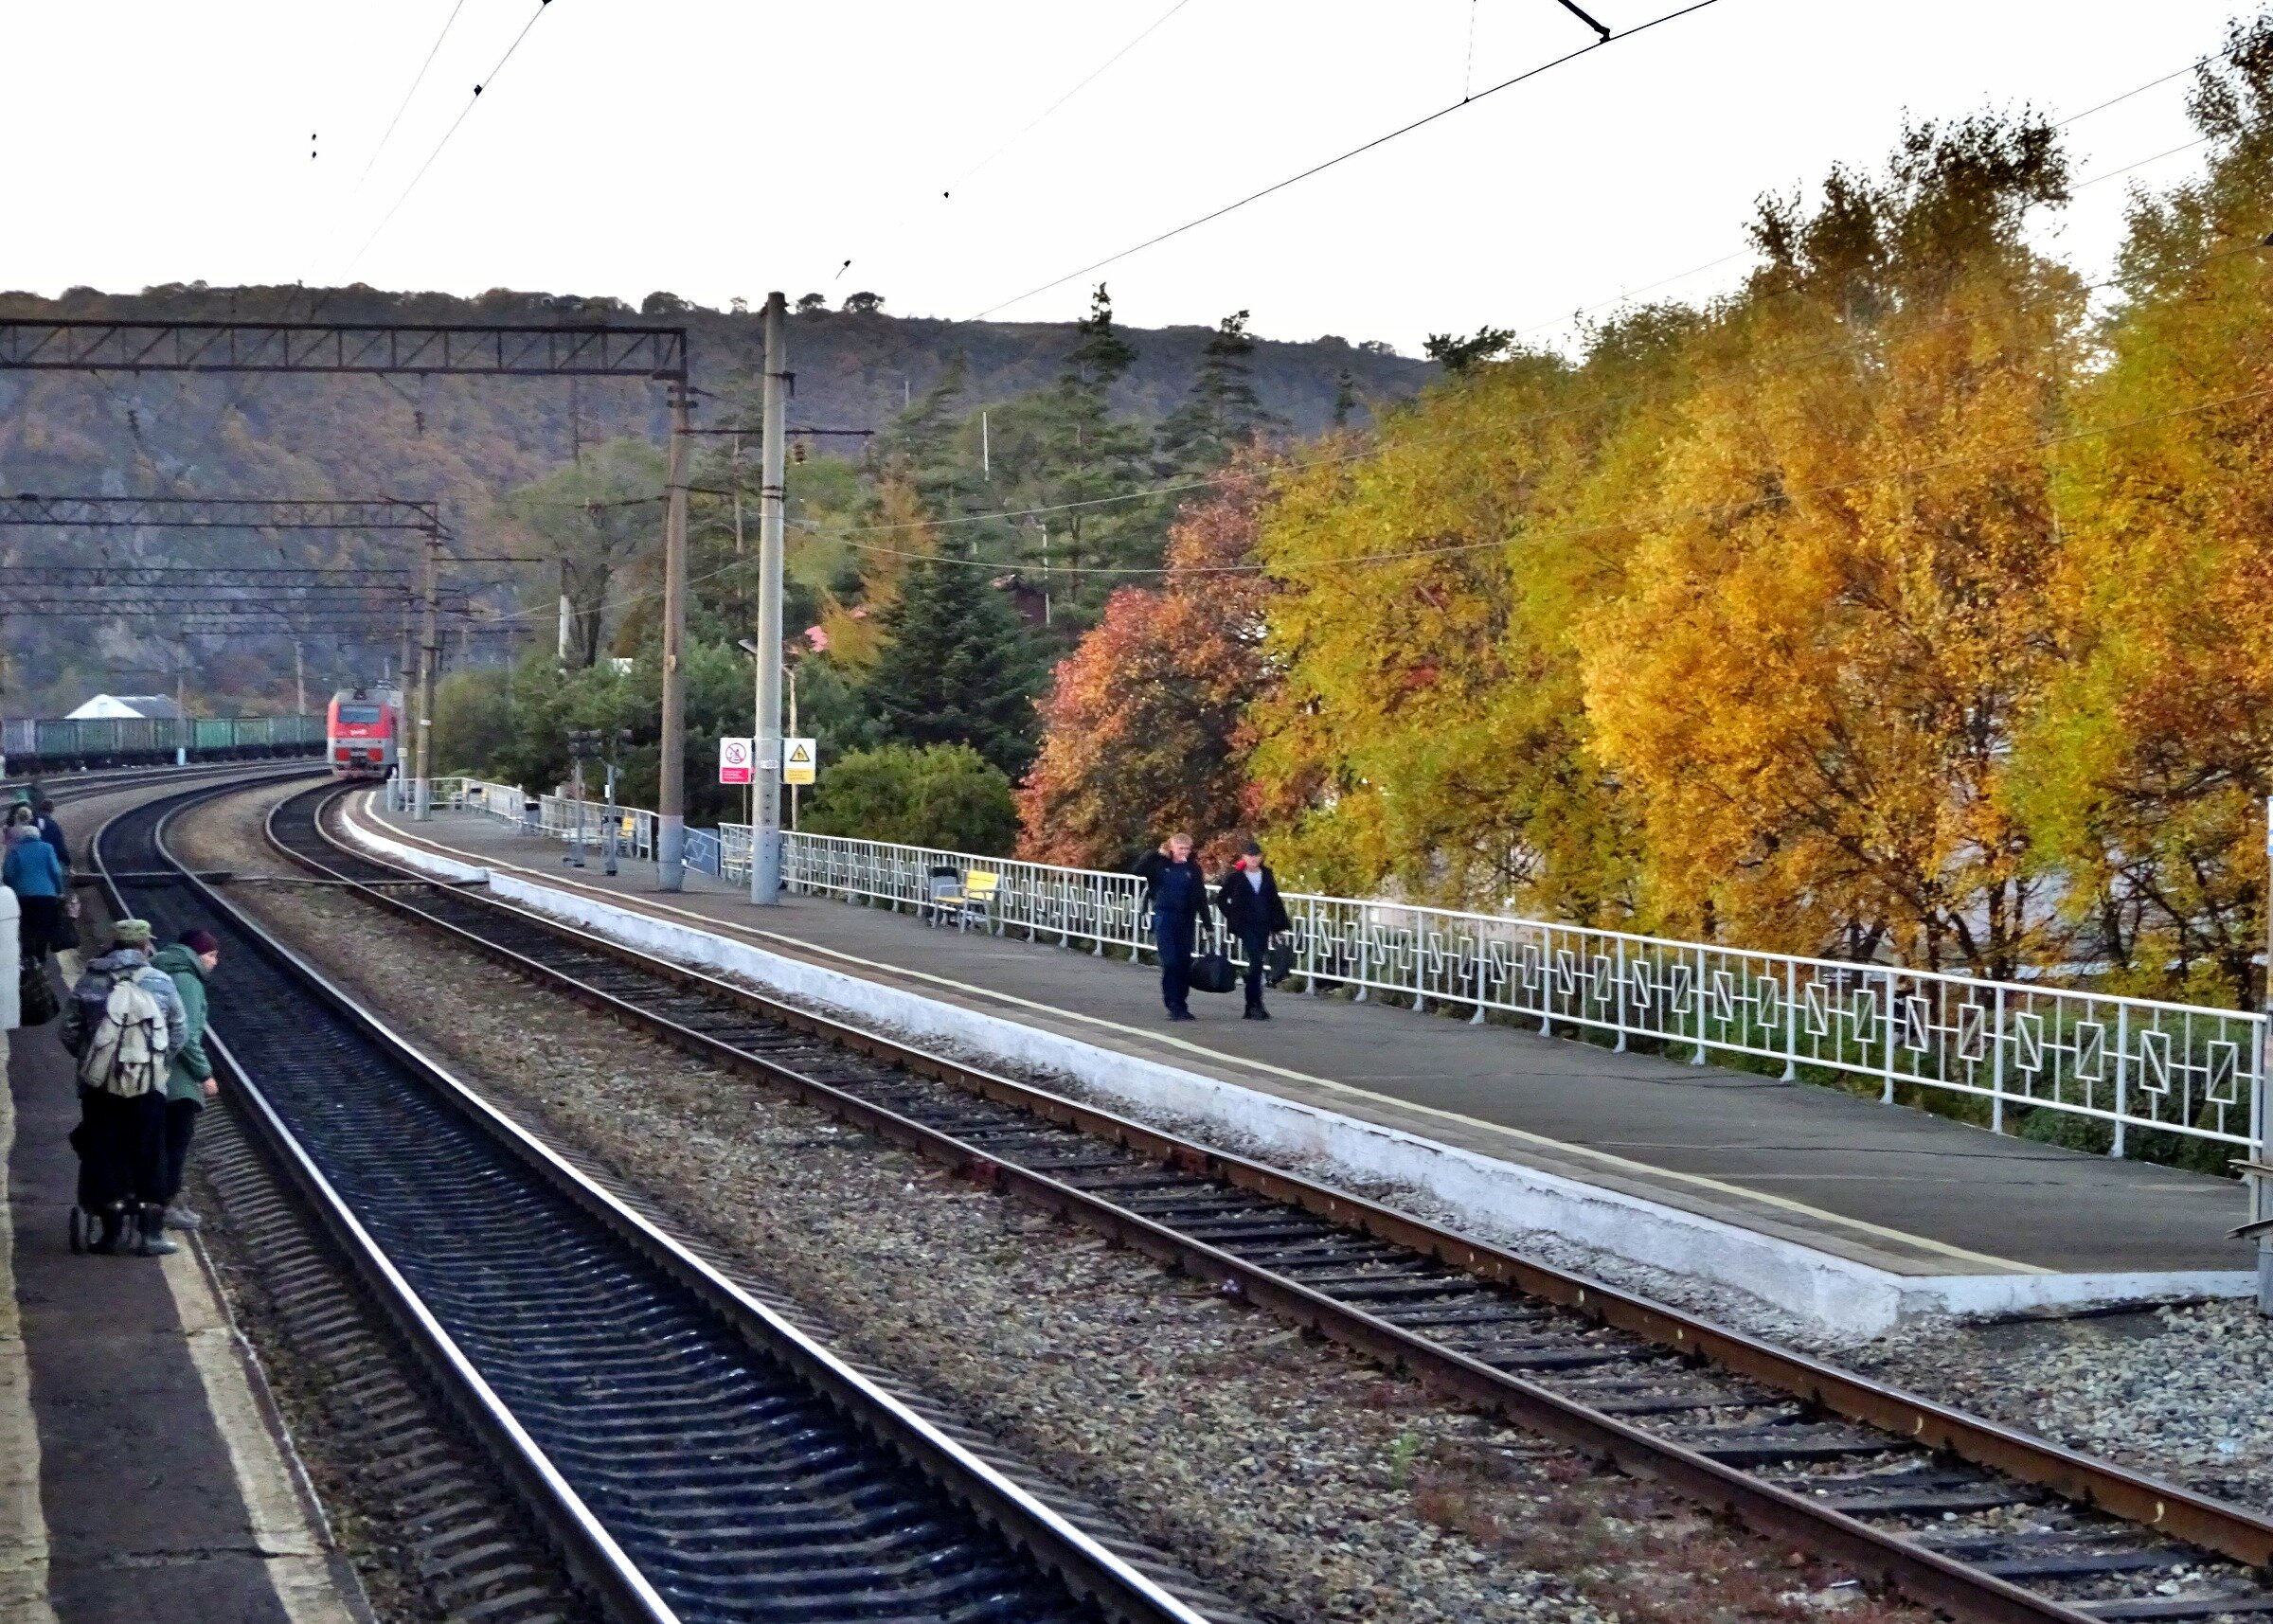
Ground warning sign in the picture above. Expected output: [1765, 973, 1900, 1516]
[719, 737, 753, 785]
[783, 737, 817, 786]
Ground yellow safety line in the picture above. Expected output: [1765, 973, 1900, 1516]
[353, 801, 2053, 1276]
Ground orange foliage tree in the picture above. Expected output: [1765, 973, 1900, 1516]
[1015, 455, 1274, 870]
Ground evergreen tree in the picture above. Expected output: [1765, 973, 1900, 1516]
[1156, 310, 1281, 473]
[860, 554, 1043, 776]
[1041, 285, 1152, 613]
[1332, 367, 1359, 428]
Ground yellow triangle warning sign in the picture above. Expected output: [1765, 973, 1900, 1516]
[783, 737, 816, 785]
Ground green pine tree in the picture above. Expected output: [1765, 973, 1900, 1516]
[1041, 284, 1153, 618]
[861, 554, 1043, 776]
[1156, 309, 1281, 473]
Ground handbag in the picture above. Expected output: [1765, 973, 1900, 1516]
[1190, 951, 1238, 995]
[18, 958, 60, 1026]
[1263, 935, 1297, 986]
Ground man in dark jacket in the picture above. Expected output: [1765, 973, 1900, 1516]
[1216, 840, 1293, 1019]
[1150, 833, 1208, 1022]
[151, 929, 221, 1233]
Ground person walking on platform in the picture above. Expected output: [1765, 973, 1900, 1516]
[151, 929, 220, 1234]
[1151, 833, 1208, 1023]
[1216, 840, 1292, 1021]
[4, 821, 65, 970]
[61, 919, 186, 1257]
[1133, 839, 1172, 912]
[31, 797, 82, 983]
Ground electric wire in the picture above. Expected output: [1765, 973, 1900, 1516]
[356, 0, 473, 189]
[972, 0, 1723, 318]
[346, 0, 555, 273]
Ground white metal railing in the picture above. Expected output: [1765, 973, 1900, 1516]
[392, 781, 2270, 1162]
[780, 830, 2264, 1161]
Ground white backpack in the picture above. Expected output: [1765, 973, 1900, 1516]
[77, 975, 168, 1098]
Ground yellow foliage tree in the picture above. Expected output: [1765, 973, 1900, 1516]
[1576, 117, 2081, 975]
[2012, 21, 2273, 1003]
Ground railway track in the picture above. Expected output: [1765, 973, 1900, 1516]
[277, 782, 2273, 1624]
[95, 777, 1226, 1624]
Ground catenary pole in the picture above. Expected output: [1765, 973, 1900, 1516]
[414, 526, 439, 820]
[751, 291, 789, 904]
[656, 384, 692, 890]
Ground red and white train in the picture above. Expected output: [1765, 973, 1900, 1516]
[326, 686, 402, 779]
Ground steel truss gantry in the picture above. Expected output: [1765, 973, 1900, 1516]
[0, 320, 687, 380]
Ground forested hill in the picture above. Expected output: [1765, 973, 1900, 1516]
[0, 281, 1432, 465]
[0, 282, 1431, 714]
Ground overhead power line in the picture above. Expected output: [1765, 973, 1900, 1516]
[973, 0, 1722, 318]
[357, 0, 473, 189]
[346, 0, 557, 272]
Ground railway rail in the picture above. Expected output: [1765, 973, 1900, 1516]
[277, 781, 2273, 1624]
[94, 776, 1222, 1624]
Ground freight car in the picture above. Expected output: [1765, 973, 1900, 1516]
[0, 712, 325, 769]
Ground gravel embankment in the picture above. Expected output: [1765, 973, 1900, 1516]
[172, 779, 1915, 1624]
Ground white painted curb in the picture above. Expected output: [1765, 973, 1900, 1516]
[348, 812, 2254, 1337]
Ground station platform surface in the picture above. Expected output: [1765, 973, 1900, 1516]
[5, 1001, 355, 1623]
[359, 802, 2259, 1298]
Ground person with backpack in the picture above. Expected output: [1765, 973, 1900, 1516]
[150, 929, 221, 1234]
[61, 919, 186, 1257]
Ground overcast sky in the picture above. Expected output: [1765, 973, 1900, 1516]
[1, 1, 2253, 353]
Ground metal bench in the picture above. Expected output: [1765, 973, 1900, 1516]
[926, 866, 1000, 931]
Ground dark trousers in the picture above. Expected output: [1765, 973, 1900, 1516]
[17, 895, 60, 962]
[73, 1088, 167, 1211]
[1237, 929, 1271, 1009]
[158, 1098, 201, 1205]
[1154, 910, 1194, 1014]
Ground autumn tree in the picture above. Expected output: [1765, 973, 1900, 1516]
[1243, 309, 1693, 916]
[1016, 455, 1275, 869]
[1576, 115, 2080, 973]
[2012, 19, 2273, 1003]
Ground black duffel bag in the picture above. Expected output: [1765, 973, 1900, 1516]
[1189, 950, 1238, 995]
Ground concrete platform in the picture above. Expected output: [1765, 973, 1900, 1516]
[356, 799, 2261, 1335]
[5, 988, 358, 1623]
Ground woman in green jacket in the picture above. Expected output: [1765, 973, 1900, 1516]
[150, 929, 221, 1232]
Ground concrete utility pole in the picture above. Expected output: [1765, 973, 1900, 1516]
[656, 383, 693, 890]
[557, 559, 573, 667]
[414, 527, 439, 820]
[751, 291, 790, 904]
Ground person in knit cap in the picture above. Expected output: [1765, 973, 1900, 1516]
[150, 928, 222, 1232]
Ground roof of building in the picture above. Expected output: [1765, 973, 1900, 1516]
[63, 694, 184, 721]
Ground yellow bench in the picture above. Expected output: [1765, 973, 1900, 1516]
[926, 867, 999, 931]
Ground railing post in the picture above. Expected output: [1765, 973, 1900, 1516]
[1692, 944, 1708, 1064]
[1991, 987, 2006, 1134]
[1782, 959, 1798, 1080]
[2113, 1004, 2129, 1158]
[1354, 911, 1369, 1003]
[1881, 974, 1897, 1105]
[1613, 939, 1628, 1053]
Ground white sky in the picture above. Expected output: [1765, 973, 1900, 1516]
[0, 1, 2252, 354]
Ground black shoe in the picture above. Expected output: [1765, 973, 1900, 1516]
[88, 1205, 130, 1256]
[1167, 1009, 1196, 1023]
[135, 1205, 179, 1258]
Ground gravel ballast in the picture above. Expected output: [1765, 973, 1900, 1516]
[166, 779, 1924, 1624]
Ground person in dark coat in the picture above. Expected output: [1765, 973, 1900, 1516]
[1215, 840, 1293, 1019]
[32, 797, 69, 872]
[1132, 839, 1172, 911]
[1150, 833, 1208, 1022]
